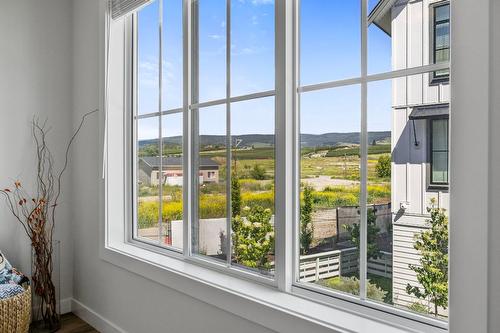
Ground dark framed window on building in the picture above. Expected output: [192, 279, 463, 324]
[432, 2, 450, 80]
[431, 118, 449, 185]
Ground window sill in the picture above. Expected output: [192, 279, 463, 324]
[101, 240, 447, 333]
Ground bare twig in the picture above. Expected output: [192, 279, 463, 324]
[0, 109, 98, 328]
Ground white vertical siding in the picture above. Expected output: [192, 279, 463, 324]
[391, 0, 450, 314]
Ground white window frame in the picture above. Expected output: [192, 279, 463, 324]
[100, 1, 492, 332]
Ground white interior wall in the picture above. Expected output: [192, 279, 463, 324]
[0, 0, 74, 306]
[488, 0, 500, 331]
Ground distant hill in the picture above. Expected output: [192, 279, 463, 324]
[138, 131, 391, 149]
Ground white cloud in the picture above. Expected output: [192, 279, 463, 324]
[237, 0, 273, 5]
[251, 0, 273, 5]
[208, 34, 223, 40]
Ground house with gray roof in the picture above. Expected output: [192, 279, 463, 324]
[139, 156, 220, 186]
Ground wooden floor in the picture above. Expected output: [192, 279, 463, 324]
[57, 313, 99, 333]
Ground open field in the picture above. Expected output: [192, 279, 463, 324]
[137, 145, 391, 228]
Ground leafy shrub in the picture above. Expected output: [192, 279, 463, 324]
[232, 205, 274, 269]
[375, 154, 391, 178]
[300, 185, 314, 254]
[406, 200, 448, 316]
[343, 208, 381, 260]
[320, 276, 387, 302]
[408, 302, 430, 315]
[250, 164, 267, 180]
[231, 174, 241, 217]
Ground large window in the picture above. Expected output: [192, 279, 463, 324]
[130, 0, 451, 327]
[297, 1, 450, 323]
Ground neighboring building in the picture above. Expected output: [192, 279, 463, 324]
[139, 156, 220, 186]
[370, 0, 450, 314]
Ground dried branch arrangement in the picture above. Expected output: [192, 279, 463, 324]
[0, 110, 97, 331]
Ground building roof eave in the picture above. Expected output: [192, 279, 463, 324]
[368, 0, 398, 36]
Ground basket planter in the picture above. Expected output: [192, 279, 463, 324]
[0, 286, 31, 333]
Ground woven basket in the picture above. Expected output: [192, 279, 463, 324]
[0, 286, 31, 333]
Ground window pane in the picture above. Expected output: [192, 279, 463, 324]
[161, 112, 183, 250]
[196, 0, 227, 103]
[432, 152, 448, 183]
[138, 1, 160, 115]
[299, 85, 361, 297]
[136, 117, 161, 243]
[435, 22, 450, 50]
[231, 97, 275, 276]
[368, 73, 449, 319]
[194, 105, 227, 261]
[162, 0, 183, 110]
[435, 4, 450, 22]
[231, 0, 275, 96]
[367, 80, 393, 306]
[432, 119, 448, 151]
[300, 0, 360, 85]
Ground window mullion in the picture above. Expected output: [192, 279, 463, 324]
[275, 0, 295, 292]
[359, 0, 368, 301]
[158, 0, 164, 246]
[226, 0, 232, 268]
[182, 0, 193, 257]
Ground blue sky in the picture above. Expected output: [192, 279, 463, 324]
[137, 0, 392, 140]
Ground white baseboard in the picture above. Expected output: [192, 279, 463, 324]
[71, 298, 126, 333]
[60, 297, 72, 314]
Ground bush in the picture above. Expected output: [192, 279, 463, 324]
[300, 185, 314, 254]
[232, 205, 274, 269]
[343, 208, 381, 260]
[375, 154, 391, 178]
[250, 164, 267, 180]
[320, 276, 387, 302]
[406, 199, 448, 316]
[231, 174, 241, 217]
[408, 302, 430, 315]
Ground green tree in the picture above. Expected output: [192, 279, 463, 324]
[250, 164, 266, 180]
[300, 185, 314, 254]
[231, 173, 241, 218]
[375, 154, 391, 178]
[406, 200, 448, 317]
[344, 208, 380, 260]
[232, 205, 274, 269]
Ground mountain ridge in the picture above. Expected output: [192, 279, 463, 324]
[138, 131, 391, 148]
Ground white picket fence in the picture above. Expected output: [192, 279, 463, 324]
[298, 248, 392, 282]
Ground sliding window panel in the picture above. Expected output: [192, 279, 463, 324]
[193, 105, 228, 261]
[365, 79, 392, 305]
[136, 117, 161, 244]
[194, 0, 227, 103]
[298, 85, 361, 297]
[231, 0, 275, 96]
[300, 0, 360, 86]
[162, 0, 183, 110]
[160, 112, 184, 250]
[367, 73, 449, 320]
[230, 97, 275, 276]
[137, 0, 160, 116]
[368, 0, 451, 76]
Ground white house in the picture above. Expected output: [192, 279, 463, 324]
[139, 156, 220, 186]
[370, 0, 450, 313]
